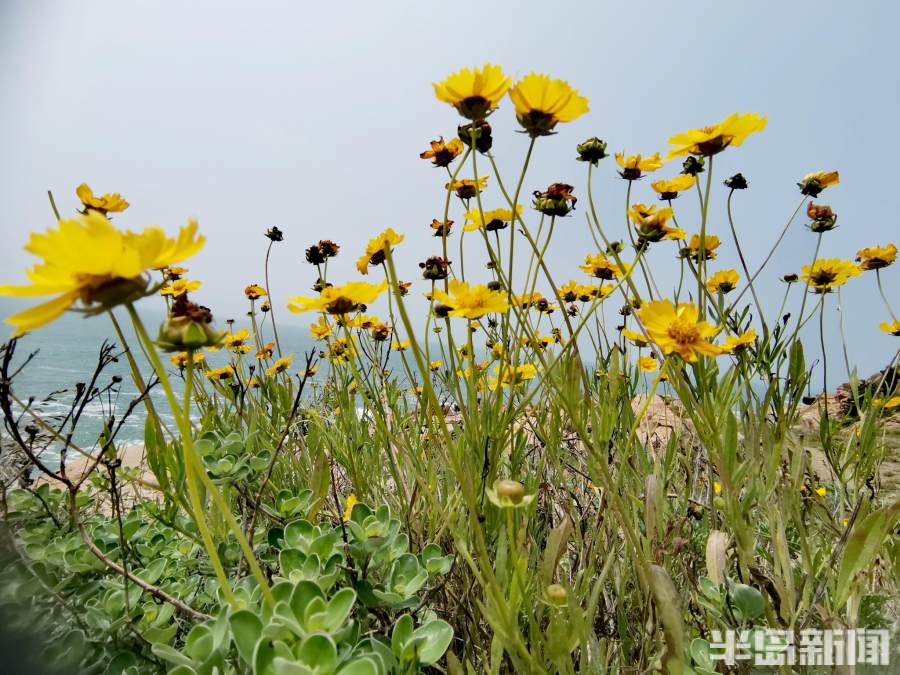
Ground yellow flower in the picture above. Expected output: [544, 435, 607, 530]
[391, 339, 411, 351]
[169, 351, 205, 368]
[798, 171, 840, 197]
[206, 365, 235, 381]
[420, 137, 464, 167]
[637, 356, 658, 373]
[342, 494, 359, 522]
[651, 174, 697, 199]
[876, 395, 900, 409]
[857, 243, 896, 271]
[431, 279, 509, 319]
[666, 112, 767, 159]
[447, 176, 489, 200]
[615, 152, 663, 179]
[489, 363, 538, 390]
[880, 320, 900, 336]
[326, 337, 354, 363]
[266, 354, 293, 376]
[706, 269, 740, 294]
[463, 205, 522, 232]
[244, 284, 267, 300]
[288, 280, 389, 315]
[713, 482, 722, 495]
[579, 253, 627, 279]
[637, 300, 722, 362]
[686, 234, 721, 261]
[356, 228, 405, 275]
[621, 328, 649, 348]
[309, 317, 333, 340]
[0, 211, 204, 336]
[224, 328, 253, 354]
[815, 486, 827, 498]
[256, 342, 275, 359]
[429, 360, 443, 371]
[558, 280, 579, 302]
[508, 73, 589, 136]
[628, 203, 685, 243]
[160, 279, 201, 297]
[76, 183, 129, 213]
[162, 266, 188, 280]
[247, 377, 260, 388]
[433, 64, 512, 119]
[800, 258, 861, 293]
[721, 328, 756, 353]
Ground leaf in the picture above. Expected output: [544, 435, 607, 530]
[730, 583, 764, 621]
[647, 565, 684, 674]
[705, 531, 729, 586]
[336, 657, 380, 675]
[230, 610, 263, 665]
[409, 619, 453, 666]
[391, 614, 414, 656]
[540, 516, 572, 586]
[835, 501, 900, 608]
[297, 634, 338, 672]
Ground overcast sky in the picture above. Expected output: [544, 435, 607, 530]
[1, 1, 897, 382]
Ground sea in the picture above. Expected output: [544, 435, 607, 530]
[1, 303, 316, 450]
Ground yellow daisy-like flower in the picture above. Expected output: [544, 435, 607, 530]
[420, 137, 464, 167]
[429, 360, 443, 371]
[224, 328, 253, 354]
[463, 205, 523, 232]
[880, 320, 900, 336]
[856, 244, 896, 271]
[558, 280, 579, 303]
[508, 73, 589, 137]
[244, 284, 267, 300]
[162, 266, 188, 280]
[266, 354, 293, 376]
[579, 253, 628, 280]
[206, 365, 235, 381]
[169, 351, 205, 368]
[713, 482, 722, 495]
[342, 494, 359, 522]
[433, 64, 512, 119]
[621, 328, 649, 348]
[798, 171, 840, 197]
[721, 328, 756, 353]
[76, 183, 130, 213]
[391, 339, 411, 351]
[326, 337, 355, 363]
[800, 258, 861, 293]
[488, 363, 538, 390]
[637, 356, 658, 373]
[431, 279, 509, 319]
[637, 300, 722, 362]
[256, 342, 275, 359]
[628, 203, 685, 243]
[309, 317, 332, 340]
[447, 176, 489, 200]
[686, 234, 721, 262]
[814, 486, 827, 498]
[288, 280, 389, 316]
[706, 269, 740, 294]
[875, 395, 900, 409]
[651, 174, 697, 199]
[356, 228, 405, 275]
[0, 211, 204, 336]
[160, 278, 201, 297]
[666, 112, 767, 159]
[615, 152, 664, 180]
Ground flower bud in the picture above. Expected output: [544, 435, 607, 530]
[156, 298, 221, 352]
[681, 156, 705, 176]
[545, 584, 567, 605]
[807, 203, 837, 233]
[724, 173, 748, 190]
[495, 479, 525, 503]
[419, 256, 450, 281]
[458, 120, 493, 153]
[576, 137, 608, 165]
[265, 226, 283, 242]
[533, 183, 577, 217]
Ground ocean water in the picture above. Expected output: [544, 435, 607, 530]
[1, 304, 315, 449]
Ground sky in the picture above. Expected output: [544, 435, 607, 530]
[0, 0, 897, 384]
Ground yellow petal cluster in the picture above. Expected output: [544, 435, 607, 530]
[637, 300, 721, 362]
[666, 112, 767, 159]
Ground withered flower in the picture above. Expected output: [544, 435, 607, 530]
[533, 183, 577, 217]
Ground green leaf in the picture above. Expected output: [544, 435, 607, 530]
[835, 502, 900, 608]
[391, 614, 414, 656]
[323, 588, 356, 633]
[409, 619, 453, 666]
[730, 583, 765, 621]
[230, 610, 263, 665]
[647, 565, 684, 674]
[297, 634, 338, 672]
[336, 657, 380, 675]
